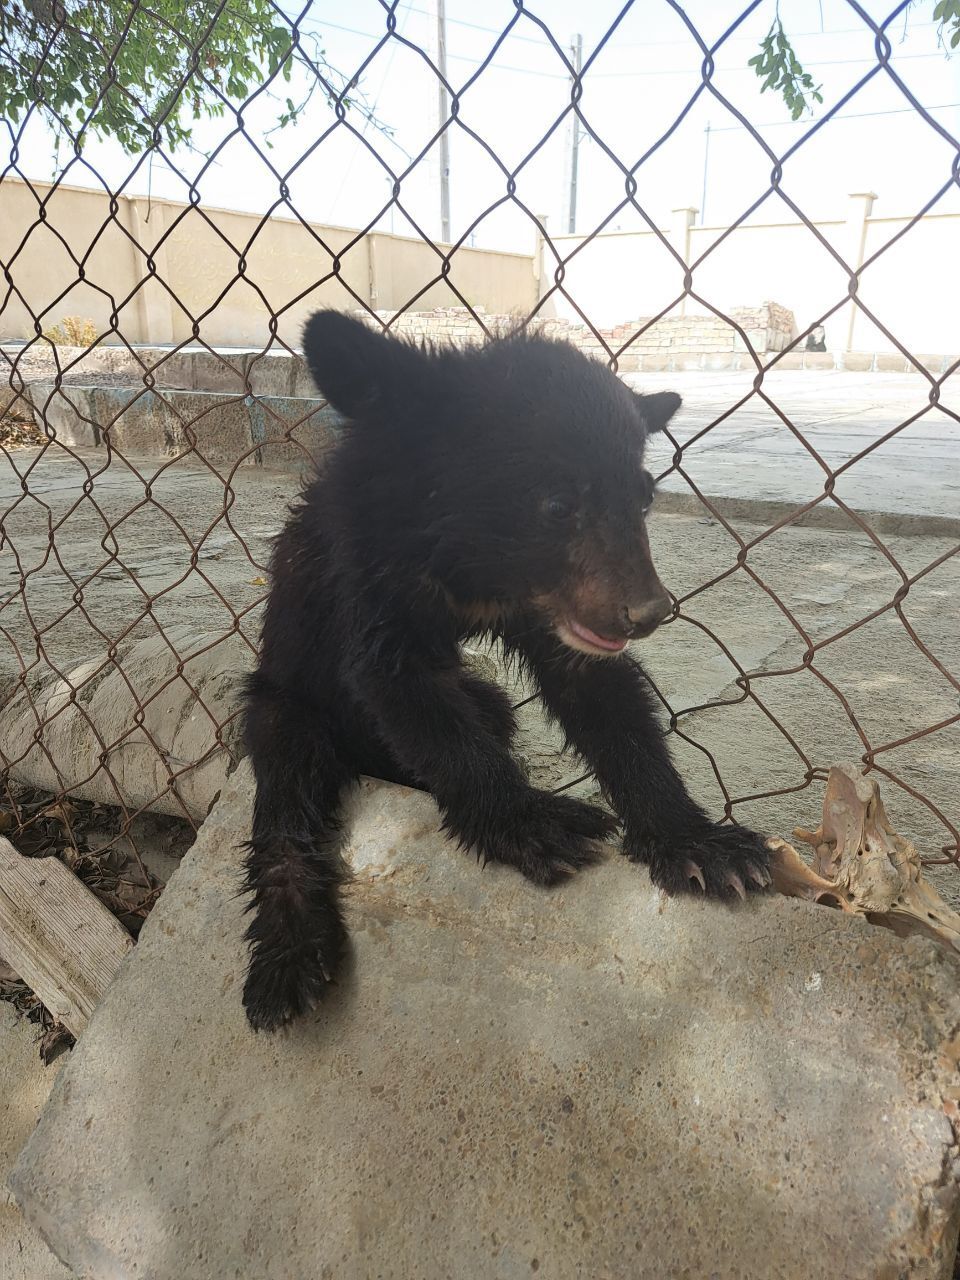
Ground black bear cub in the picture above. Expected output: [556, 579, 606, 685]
[241, 311, 771, 1031]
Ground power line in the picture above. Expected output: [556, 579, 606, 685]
[389, 4, 561, 47]
[303, 16, 568, 77]
[397, 6, 941, 49]
[328, 3, 415, 215]
[708, 102, 960, 131]
[590, 50, 954, 77]
[312, 17, 957, 82]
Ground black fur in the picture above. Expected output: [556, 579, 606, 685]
[241, 312, 770, 1032]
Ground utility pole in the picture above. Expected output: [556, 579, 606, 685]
[700, 122, 711, 226]
[433, 0, 451, 244]
[566, 33, 583, 235]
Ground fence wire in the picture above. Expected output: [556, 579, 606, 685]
[1, 0, 958, 889]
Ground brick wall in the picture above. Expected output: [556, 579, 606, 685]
[361, 302, 796, 370]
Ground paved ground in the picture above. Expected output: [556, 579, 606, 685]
[631, 368, 960, 529]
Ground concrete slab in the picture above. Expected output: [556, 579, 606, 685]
[23, 384, 99, 448]
[291, 355, 321, 399]
[245, 351, 295, 398]
[251, 397, 343, 471]
[10, 765, 960, 1279]
[92, 388, 258, 466]
[626, 368, 960, 533]
[0, 1005, 71, 1280]
[19, 384, 343, 470]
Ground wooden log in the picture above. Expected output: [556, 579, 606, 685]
[0, 838, 134, 1035]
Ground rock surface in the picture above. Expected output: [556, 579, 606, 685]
[0, 1004, 72, 1280]
[10, 764, 960, 1279]
[0, 625, 249, 822]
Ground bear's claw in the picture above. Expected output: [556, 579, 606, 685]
[684, 859, 706, 891]
[629, 821, 772, 903]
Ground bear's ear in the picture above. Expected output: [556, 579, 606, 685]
[635, 390, 682, 434]
[301, 310, 425, 418]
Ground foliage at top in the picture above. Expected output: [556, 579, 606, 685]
[749, 17, 824, 121]
[0, 0, 379, 154]
[751, 2, 960, 122]
[932, 0, 960, 48]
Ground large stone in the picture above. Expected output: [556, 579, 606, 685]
[0, 626, 249, 822]
[0, 385, 33, 419]
[10, 765, 960, 1279]
[801, 353, 836, 371]
[0, 1005, 71, 1280]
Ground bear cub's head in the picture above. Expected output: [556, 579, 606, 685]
[303, 310, 681, 657]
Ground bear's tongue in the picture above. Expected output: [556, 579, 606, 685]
[568, 618, 627, 653]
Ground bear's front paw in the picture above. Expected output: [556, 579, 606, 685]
[474, 790, 619, 887]
[242, 914, 347, 1032]
[628, 821, 771, 902]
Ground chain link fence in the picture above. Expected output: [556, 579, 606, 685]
[1, 0, 958, 899]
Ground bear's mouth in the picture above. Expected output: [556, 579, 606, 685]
[556, 617, 628, 656]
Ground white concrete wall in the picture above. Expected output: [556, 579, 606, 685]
[853, 213, 959, 354]
[3, 176, 955, 355]
[0, 178, 538, 348]
[544, 202, 960, 355]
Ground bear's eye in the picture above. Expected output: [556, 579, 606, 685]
[545, 495, 575, 522]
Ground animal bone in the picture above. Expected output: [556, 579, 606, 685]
[768, 764, 960, 955]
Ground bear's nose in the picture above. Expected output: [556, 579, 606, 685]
[622, 593, 672, 638]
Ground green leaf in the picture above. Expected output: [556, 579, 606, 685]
[748, 16, 823, 122]
[0, 0, 377, 154]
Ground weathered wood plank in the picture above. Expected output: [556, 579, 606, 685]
[0, 838, 133, 1035]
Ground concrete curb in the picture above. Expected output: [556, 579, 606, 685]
[4, 343, 958, 389]
[20, 383, 343, 467]
[653, 488, 960, 540]
[2, 344, 318, 397]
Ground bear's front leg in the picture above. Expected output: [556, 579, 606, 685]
[345, 633, 616, 885]
[504, 626, 771, 900]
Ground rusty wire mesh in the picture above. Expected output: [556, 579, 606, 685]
[1, 0, 958, 892]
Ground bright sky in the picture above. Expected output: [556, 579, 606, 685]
[11, 0, 960, 252]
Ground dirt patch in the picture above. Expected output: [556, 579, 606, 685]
[0, 412, 44, 449]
